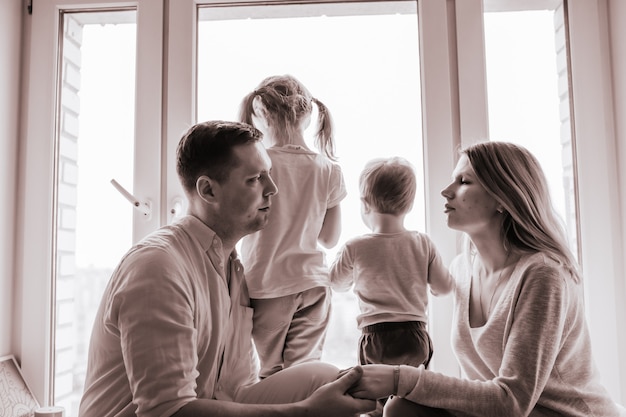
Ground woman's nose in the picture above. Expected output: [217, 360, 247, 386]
[441, 183, 453, 199]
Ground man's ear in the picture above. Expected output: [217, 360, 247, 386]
[196, 175, 218, 203]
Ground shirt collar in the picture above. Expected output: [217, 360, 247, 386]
[175, 214, 241, 263]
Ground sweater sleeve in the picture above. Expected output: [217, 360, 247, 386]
[397, 260, 570, 416]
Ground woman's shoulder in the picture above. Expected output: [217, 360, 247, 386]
[517, 252, 565, 275]
[514, 252, 572, 292]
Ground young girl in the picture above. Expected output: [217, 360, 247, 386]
[239, 75, 347, 378]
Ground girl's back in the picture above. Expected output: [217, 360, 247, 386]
[241, 145, 346, 298]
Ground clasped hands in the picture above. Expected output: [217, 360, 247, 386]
[340, 364, 397, 400]
[301, 364, 398, 416]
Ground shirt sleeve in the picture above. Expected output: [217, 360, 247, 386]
[397, 260, 571, 416]
[424, 235, 454, 296]
[329, 243, 355, 292]
[107, 248, 199, 417]
[327, 162, 347, 208]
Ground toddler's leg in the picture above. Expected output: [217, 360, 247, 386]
[235, 362, 339, 404]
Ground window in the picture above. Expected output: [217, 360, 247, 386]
[54, 11, 137, 414]
[19, 0, 625, 410]
[483, 4, 578, 256]
[196, 1, 423, 369]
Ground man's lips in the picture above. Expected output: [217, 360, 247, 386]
[444, 204, 454, 213]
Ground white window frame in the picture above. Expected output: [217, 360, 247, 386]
[17, 0, 625, 406]
[565, 0, 625, 402]
[18, 0, 164, 404]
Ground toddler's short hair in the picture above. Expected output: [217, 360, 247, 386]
[359, 157, 417, 215]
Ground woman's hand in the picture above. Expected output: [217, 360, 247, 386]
[300, 366, 376, 416]
[347, 364, 396, 400]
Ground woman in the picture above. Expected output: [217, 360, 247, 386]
[349, 141, 624, 416]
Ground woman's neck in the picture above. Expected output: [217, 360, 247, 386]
[471, 237, 518, 274]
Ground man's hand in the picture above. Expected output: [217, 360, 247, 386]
[301, 366, 376, 416]
[347, 364, 395, 401]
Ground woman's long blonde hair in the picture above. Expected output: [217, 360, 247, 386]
[463, 141, 580, 282]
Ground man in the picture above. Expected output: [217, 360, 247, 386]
[78, 121, 374, 417]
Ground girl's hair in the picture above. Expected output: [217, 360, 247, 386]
[239, 74, 336, 160]
[359, 157, 416, 215]
[463, 141, 580, 282]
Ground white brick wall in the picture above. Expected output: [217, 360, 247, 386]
[55, 14, 82, 410]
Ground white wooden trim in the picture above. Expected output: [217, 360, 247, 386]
[567, 0, 625, 403]
[18, 0, 59, 403]
[455, 0, 490, 146]
[164, 0, 196, 223]
[418, 0, 461, 377]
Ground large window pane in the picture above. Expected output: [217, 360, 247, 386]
[484, 3, 578, 258]
[197, 1, 423, 369]
[55, 11, 136, 416]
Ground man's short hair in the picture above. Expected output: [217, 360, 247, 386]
[359, 157, 417, 215]
[176, 120, 263, 192]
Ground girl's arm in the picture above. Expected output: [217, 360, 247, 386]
[318, 205, 341, 248]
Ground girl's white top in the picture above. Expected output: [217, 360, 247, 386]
[241, 145, 346, 298]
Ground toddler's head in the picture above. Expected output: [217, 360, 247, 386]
[359, 157, 416, 215]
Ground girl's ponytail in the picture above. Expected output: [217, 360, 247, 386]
[238, 91, 257, 126]
[312, 97, 336, 161]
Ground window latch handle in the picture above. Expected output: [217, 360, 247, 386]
[110, 179, 151, 217]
